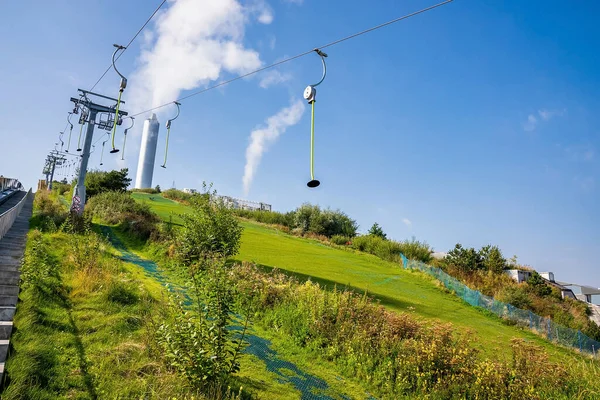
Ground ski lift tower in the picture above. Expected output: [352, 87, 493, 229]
[69, 89, 128, 214]
[42, 150, 66, 190]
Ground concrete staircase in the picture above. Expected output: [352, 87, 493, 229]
[0, 194, 32, 382]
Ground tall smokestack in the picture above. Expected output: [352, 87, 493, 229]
[135, 113, 160, 189]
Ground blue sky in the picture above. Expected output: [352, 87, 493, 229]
[0, 0, 598, 287]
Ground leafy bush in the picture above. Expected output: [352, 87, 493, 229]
[87, 191, 159, 240]
[496, 286, 532, 310]
[232, 208, 295, 227]
[232, 263, 588, 399]
[51, 181, 72, 195]
[526, 271, 552, 297]
[398, 237, 433, 263]
[32, 191, 67, 232]
[175, 194, 243, 265]
[162, 188, 194, 203]
[83, 168, 132, 199]
[330, 235, 351, 246]
[131, 188, 159, 194]
[350, 235, 431, 263]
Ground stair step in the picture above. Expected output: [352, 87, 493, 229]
[0, 296, 18, 306]
[0, 271, 20, 286]
[0, 322, 12, 340]
[0, 307, 16, 321]
[0, 286, 18, 296]
[0, 340, 9, 363]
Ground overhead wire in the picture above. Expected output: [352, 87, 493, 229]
[89, 0, 167, 92]
[130, 0, 453, 117]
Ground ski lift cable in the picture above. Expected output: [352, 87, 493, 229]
[129, 0, 453, 117]
[89, 0, 168, 92]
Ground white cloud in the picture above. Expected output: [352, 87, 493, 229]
[402, 218, 412, 228]
[248, 0, 274, 24]
[129, 0, 266, 116]
[538, 108, 566, 120]
[523, 114, 538, 132]
[259, 70, 291, 88]
[243, 99, 305, 195]
[523, 108, 566, 132]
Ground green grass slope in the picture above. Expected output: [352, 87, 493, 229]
[133, 193, 587, 362]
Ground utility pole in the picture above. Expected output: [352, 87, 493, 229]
[69, 89, 128, 214]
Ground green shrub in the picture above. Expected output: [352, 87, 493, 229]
[350, 235, 431, 263]
[162, 188, 194, 203]
[131, 188, 159, 194]
[87, 191, 159, 240]
[232, 263, 586, 399]
[83, 168, 131, 199]
[175, 195, 243, 264]
[497, 286, 532, 310]
[51, 181, 72, 195]
[32, 191, 67, 232]
[330, 235, 350, 246]
[232, 208, 295, 227]
[398, 237, 432, 263]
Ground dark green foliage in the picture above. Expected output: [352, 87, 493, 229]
[350, 235, 432, 263]
[84, 168, 131, 199]
[155, 185, 161, 193]
[51, 181, 72, 195]
[175, 193, 243, 264]
[527, 271, 552, 297]
[497, 286, 532, 310]
[31, 191, 67, 232]
[87, 191, 159, 240]
[367, 222, 387, 239]
[445, 244, 483, 272]
[232, 208, 295, 228]
[330, 235, 351, 246]
[234, 203, 358, 239]
[479, 245, 507, 273]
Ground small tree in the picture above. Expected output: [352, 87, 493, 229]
[479, 245, 507, 274]
[368, 223, 387, 240]
[84, 168, 131, 198]
[175, 193, 243, 265]
[155, 185, 161, 193]
[445, 243, 483, 272]
[527, 271, 552, 297]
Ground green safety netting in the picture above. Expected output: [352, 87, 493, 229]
[399, 253, 600, 356]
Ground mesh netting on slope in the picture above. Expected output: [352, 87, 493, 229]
[398, 253, 600, 357]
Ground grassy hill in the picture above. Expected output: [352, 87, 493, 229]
[131, 193, 589, 364]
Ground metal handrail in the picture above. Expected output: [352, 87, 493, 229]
[0, 189, 32, 240]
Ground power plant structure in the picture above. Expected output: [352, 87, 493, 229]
[135, 113, 160, 189]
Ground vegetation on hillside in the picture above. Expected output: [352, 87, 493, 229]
[435, 243, 600, 341]
[233, 262, 599, 399]
[4, 217, 197, 398]
[82, 168, 131, 198]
